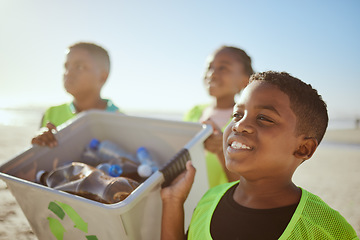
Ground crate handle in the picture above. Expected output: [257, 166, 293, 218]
[160, 148, 191, 188]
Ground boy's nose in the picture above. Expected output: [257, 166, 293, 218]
[64, 68, 74, 76]
[205, 69, 216, 80]
[232, 117, 254, 134]
[64, 67, 70, 75]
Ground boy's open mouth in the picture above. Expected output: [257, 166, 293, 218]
[230, 141, 252, 150]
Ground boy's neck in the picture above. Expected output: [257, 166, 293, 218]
[233, 179, 301, 209]
[214, 95, 236, 109]
[72, 96, 107, 113]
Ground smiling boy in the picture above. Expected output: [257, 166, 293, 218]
[161, 71, 358, 239]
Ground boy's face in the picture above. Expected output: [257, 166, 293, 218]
[223, 81, 303, 180]
[63, 48, 106, 97]
[204, 49, 248, 99]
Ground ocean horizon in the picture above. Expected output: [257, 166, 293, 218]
[0, 107, 358, 130]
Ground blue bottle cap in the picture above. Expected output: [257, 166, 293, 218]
[89, 138, 100, 150]
[137, 146, 146, 153]
[109, 164, 123, 177]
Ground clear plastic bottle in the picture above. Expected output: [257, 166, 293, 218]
[136, 147, 158, 178]
[89, 139, 137, 164]
[36, 162, 139, 204]
[36, 162, 95, 192]
[81, 145, 101, 167]
[75, 170, 140, 204]
[120, 161, 145, 182]
[35, 170, 50, 186]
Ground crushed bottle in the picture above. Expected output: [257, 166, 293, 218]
[36, 162, 140, 204]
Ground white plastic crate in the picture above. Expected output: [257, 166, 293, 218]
[0, 110, 212, 240]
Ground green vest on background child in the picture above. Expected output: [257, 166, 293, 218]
[41, 99, 119, 127]
[184, 104, 229, 188]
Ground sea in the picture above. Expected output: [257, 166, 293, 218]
[0, 107, 184, 128]
[0, 107, 358, 130]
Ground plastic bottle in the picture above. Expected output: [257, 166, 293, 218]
[96, 163, 123, 177]
[36, 162, 140, 204]
[88, 139, 138, 165]
[36, 162, 95, 192]
[136, 147, 158, 178]
[35, 170, 49, 186]
[81, 146, 101, 167]
[120, 161, 145, 182]
[75, 170, 140, 204]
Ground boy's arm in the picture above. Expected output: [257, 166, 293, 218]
[202, 119, 240, 182]
[161, 199, 186, 240]
[161, 161, 196, 240]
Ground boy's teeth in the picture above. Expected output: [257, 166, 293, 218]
[231, 141, 251, 150]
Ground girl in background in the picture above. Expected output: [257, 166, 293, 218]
[184, 46, 254, 188]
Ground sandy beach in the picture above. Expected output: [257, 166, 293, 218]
[0, 123, 359, 239]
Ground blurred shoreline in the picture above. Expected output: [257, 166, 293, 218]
[323, 128, 360, 145]
[0, 107, 359, 129]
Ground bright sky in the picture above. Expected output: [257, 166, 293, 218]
[1, 0, 359, 119]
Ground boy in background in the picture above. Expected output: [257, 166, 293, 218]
[31, 42, 121, 147]
[161, 71, 358, 239]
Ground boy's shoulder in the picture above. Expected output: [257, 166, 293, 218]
[283, 188, 358, 239]
[298, 188, 349, 221]
[42, 103, 74, 127]
[45, 103, 71, 111]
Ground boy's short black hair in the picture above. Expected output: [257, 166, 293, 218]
[69, 42, 110, 72]
[249, 71, 328, 144]
[215, 46, 254, 77]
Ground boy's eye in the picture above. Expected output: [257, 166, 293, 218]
[232, 112, 243, 120]
[257, 115, 274, 124]
[218, 65, 228, 72]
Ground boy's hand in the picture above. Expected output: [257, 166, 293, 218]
[161, 161, 195, 240]
[202, 119, 223, 155]
[161, 161, 196, 205]
[202, 119, 240, 182]
[31, 122, 58, 148]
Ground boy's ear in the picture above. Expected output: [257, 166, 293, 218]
[294, 137, 318, 162]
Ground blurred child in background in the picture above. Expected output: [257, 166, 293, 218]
[31, 42, 121, 147]
[184, 46, 254, 187]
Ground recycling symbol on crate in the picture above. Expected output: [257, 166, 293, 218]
[47, 201, 98, 240]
